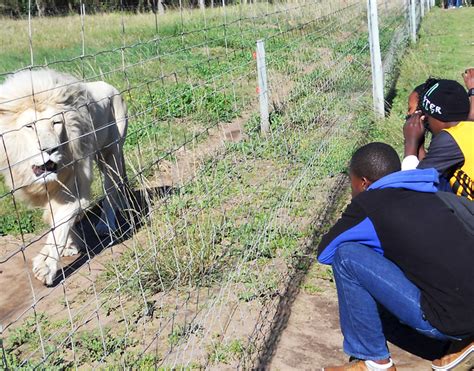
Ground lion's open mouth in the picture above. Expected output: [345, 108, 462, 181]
[32, 161, 58, 177]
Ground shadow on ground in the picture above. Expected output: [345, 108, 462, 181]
[51, 185, 174, 286]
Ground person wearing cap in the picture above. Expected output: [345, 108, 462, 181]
[406, 78, 441, 116]
[405, 78, 440, 161]
[402, 79, 473, 200]
[318, 142, 474, 371]
[406, 70, 474, 119]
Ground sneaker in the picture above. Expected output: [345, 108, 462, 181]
[431, 339, 474, 371]
[323, 359, 397, 371]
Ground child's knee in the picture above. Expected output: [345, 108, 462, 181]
[333, 242, 373, 273]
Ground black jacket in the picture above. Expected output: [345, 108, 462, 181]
[317, 169, 474, 336]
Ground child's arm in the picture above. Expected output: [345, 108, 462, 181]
[402, 111, 425, 170]
[462, 68, 474, 120]
[418, 134, 426, 161]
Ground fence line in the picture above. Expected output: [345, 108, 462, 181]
[0, 0, 429, 368]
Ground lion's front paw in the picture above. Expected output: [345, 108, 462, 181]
[32, 255, 58, 286]
[62, 243, 79, 257]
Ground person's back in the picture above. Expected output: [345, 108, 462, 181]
[352, 186, 474, 335]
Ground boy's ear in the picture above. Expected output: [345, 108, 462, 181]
[361, 176, 372, 190]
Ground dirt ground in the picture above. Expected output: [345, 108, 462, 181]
[268, 261, 449, 371]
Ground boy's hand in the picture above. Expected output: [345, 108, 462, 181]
[462, 68, 474, 90]
[404, 111, 425, 157]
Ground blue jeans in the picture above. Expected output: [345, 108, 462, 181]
[447, 0, 462, 6]
[332, 243, 457, 360]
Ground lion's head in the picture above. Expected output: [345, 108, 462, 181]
[0, 69, 93, 197]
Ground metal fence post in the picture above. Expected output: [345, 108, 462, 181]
[256, 39, 270, 135]
[367, 0, 384, 117]
[409, 0, 417, 43]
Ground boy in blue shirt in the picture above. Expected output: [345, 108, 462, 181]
[318, 142, 474, 371]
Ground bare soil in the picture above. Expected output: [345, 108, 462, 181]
[0, 112, 445, 371]
[0, 114, 267, 371]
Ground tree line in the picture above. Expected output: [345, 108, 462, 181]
[0, 0, 230, 17]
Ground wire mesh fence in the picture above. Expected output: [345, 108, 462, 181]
[0, 0, 429, 368]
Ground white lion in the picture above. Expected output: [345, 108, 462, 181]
[0, 69, 128, 285]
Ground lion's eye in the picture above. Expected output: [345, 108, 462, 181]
[53, 121, 62, 126]
[25, 124, 35, 129]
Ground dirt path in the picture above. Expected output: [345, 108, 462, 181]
[0, 46, 304, 334]
[0, 229, 132, 330]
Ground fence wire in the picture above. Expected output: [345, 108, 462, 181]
[0, 0, 428, 368]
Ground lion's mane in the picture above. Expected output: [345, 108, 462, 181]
[0, 69, 95, 198]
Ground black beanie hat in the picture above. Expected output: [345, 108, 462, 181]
[420, 79, 470, 122]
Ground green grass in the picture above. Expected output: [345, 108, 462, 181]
[0, 177, 45, 236]
[2, 313, 71, 369]
[0, 0, 370, 237]
[104, 97, 373, 296]
[74, 329, 137, 364]
[303, 4, 474, 317]
[168, 323, 203, 347]
[300, 262, 335, 294]
[2, 312, 142, 369]
[207, 338, 246, 364]
[0, 1, 421, 369]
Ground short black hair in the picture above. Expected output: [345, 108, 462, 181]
[413, 83, 426, 96]
[350, 142, 401, 182]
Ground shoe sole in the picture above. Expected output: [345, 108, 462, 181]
[432, 345, 474, 371]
